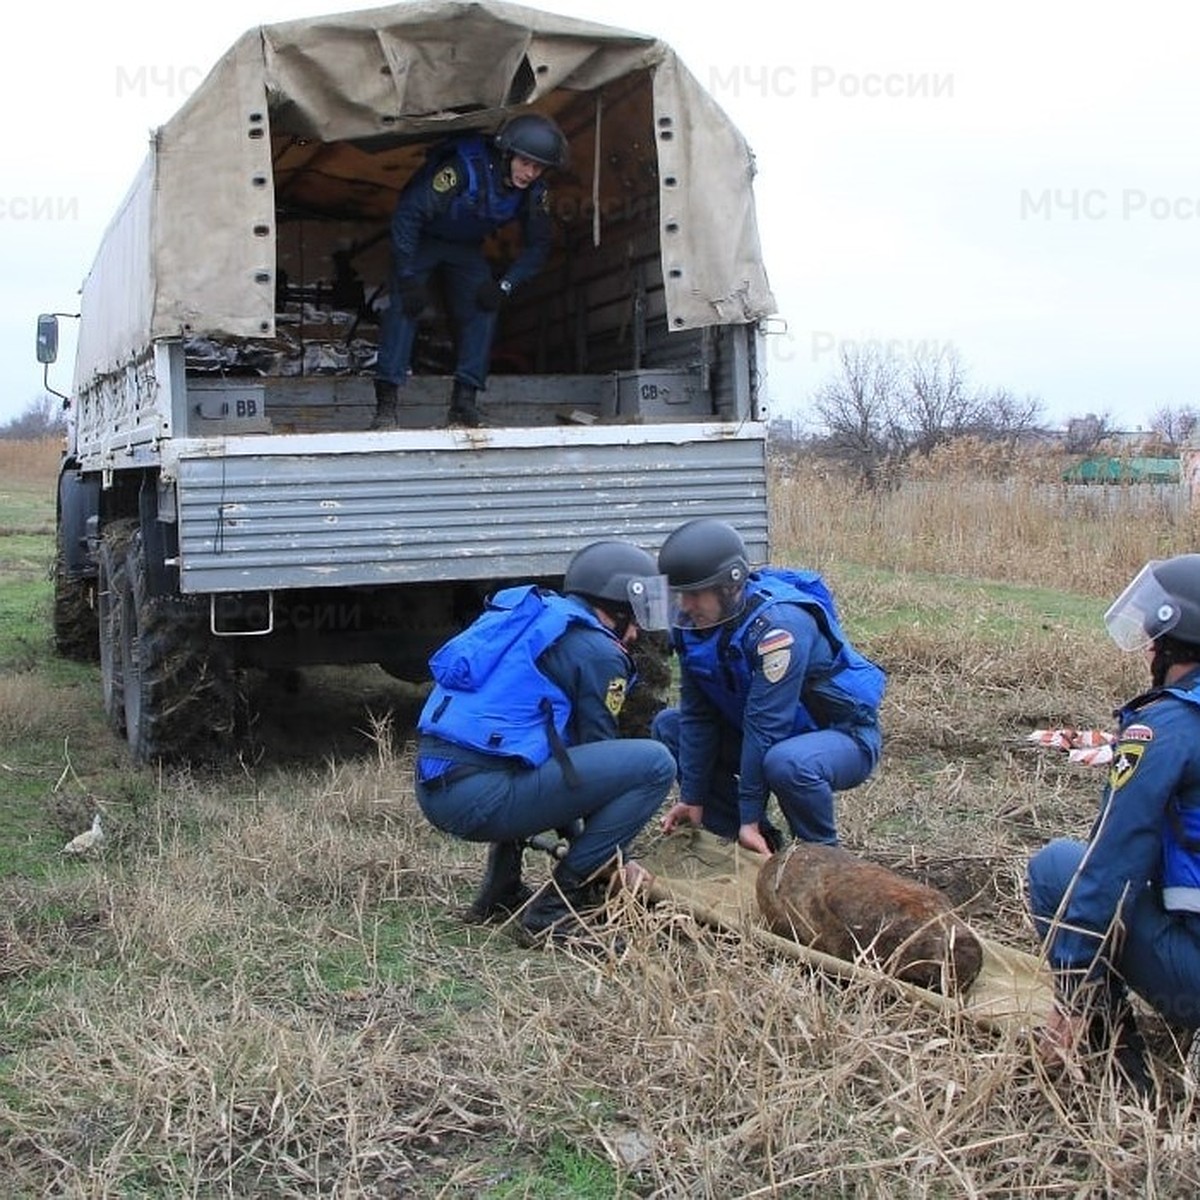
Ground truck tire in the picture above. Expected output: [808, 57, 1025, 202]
[52, 532, 99, 663]
[120, 527, 236, 763]
[97, 523, 135, 734]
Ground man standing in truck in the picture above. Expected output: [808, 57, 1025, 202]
[373, 113, 567, 428]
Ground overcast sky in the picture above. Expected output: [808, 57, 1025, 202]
[3, 0, 1195, 432]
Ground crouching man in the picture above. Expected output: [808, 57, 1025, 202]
[414, 541, 675, 947]
[653, 518, 885, 855]
[1028, 554, 1200, 1097]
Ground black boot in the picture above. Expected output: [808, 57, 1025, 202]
[465, 841, 530, 923]
[448, 380, 482, 427]
[1086, 1003, 1155, 1100]
[760, 818, 786, 855]
[371, 379, 400, 429]
[520, 866, 608, 951]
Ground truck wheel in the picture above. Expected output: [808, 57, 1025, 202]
[120, 527, 236, 763]
[619, 631, 674, 738]
[97, 523, 135, 734]
[52, 531, 99, 662]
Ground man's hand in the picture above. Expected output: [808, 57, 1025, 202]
[475, 278, 510, 311]
[398, 278, 428, 317]
[737, 822, 773, 858]
[661, 802, 703, 835]
[1035, 1005, 1088, 1075]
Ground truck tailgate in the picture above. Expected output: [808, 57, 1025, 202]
[164, 425, 769, 593]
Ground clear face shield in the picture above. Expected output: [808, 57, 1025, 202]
[668, 583, 747, 631]
[1104, 562, 1181, 651]
[626, 574, 671, 632]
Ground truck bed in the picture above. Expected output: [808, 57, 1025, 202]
[163, 422, 770, 594]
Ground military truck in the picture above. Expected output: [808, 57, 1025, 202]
[40, 0, 776, 762]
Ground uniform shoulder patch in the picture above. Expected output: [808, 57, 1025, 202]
[605, 677, 627, 717]
[432, 165, 460, 194]
[757, 628, 795, 656]
[1121, 723, 1154, 742]
[1109, 742, 1146, 790]
[757, 628, 794, 684]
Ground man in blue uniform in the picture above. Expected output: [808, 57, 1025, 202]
[373, 113, 566, 429]
[652, 518, 885, 856]
[414, 540, 675, 947]
[1028, 553, 1200, 1096]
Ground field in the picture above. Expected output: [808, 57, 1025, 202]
[2, 436, 1199, 1197]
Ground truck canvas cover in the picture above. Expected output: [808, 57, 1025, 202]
[73, 0, 776, 393]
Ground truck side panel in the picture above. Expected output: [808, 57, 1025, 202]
[171, 429, 769, 593]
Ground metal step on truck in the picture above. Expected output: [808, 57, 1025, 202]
[39, 0, 777, 763]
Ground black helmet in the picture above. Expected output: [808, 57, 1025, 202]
[1106, 554, 1200, 651]
[495, 113, 568, 169]
[658, 519, 749, 590]
[658, 519, 750, 628]
[564, 541, 668, 630]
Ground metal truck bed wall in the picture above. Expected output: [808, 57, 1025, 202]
[166, 425, 769, 594]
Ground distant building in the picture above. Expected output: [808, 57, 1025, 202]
[1061, 456, 1181, 484]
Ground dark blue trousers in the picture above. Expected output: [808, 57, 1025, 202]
[652, 707, 876, 844]
[376, 238, 498, 390]
[1028, 838, 1200, 1028]
[416, 738, 676, 879]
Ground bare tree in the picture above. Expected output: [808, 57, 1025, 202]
[810, 345, 1052, 474]
[900, 345, 979, 454]
[974, 388, 1046, 445]
[1148, 404, 1198, 446]
[0, 394, 67, 439]
[1064, 412, 1111, 455]
[810, 345, 901, 487]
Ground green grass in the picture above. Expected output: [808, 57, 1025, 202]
[831, 562, 1107, 640]
[488, 1135, 620, 1199]
[0, 781, 67, 878]
[0, 489, 55, 538]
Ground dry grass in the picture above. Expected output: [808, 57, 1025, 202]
[0, 437, 61, 486]
[4, 445, 1200, 1195]
[771, 443, 1199, 595]
[0, 674, 87, 742]
[4, 747, 1197, 1197]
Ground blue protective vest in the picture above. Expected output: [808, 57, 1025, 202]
[417, 586, 619, 766]
[674, 569, 886, 733]
[424, 136, 547, 243]
[1123, 674, 1200, 911]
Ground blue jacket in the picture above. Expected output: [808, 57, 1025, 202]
[674, 569, 885, 823]
[417, 588, 630, 770]
[1047, 666, 1200, 974]
[391, 135, 553, 289]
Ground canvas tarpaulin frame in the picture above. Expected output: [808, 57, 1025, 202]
[74, 0, 776, 393]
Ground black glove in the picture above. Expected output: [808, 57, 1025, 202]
[398, 277, 428, 317]
[475, 278, 510, 312]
